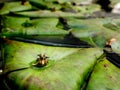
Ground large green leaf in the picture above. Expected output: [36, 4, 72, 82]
[86, 58, 120, 90]
[1, 16, 69, 37]
[14, 3, 100, 18]
[0, 1, 32, 15]
[28, 0, 62, 10]
[3, 39, 103, 90]
[21, 18, 68, 35]
[101, 18, 120, 53]
[71, 4, 100, 14]
[1, 16, 30, 28]
[69, 18, 120, 47]
[28, 0, 100, 15]
[97, 18, 120, 53]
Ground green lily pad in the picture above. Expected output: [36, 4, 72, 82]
[22, 18, 68, 35]
[69, 18, 120, 47]
[3, 39, 103, 90]
[13, 3, 100, 18]
[86, 58, 120, 90]
[28, 0, 100, 15]
[98, 18, 120, 53]
[28, 0, 62, 10]
[0, 1, 32, 15]
[1, 16, 30, 29]
[1, 16, 69, 37]
[72, 4, 100, 14]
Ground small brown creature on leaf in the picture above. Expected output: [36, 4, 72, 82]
[33, 54, 48, 67]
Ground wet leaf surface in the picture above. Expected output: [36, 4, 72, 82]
[3, 39, 102, 90]
[0, 1, 32, 15]
[1, 0, 120, 90]
[87, 58, 120, 90]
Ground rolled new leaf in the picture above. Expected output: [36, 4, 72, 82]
[13, 10, 84, 18]
[3, 39, 103, 90]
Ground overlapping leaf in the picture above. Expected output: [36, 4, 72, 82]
[3, 39, 103, 90]
[1, 16, 69, 37]
[14, 0, 100, 18]
[1, 1, 120, 90]
[0, 1, 32, 15]
[69, 18, 120, 47]
[13, 10, 84, 18]
[87, 58, 120, 90]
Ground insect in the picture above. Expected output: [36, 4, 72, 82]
[33, 54, 49, 67]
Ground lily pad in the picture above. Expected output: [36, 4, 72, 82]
[0, 1, 32, 15]
[3, 39, 103, 90]
[13, 3, 100, 18]
[14, 10, 84, 18]
[86, 58, 120, 90]
[28, 0, 100, 15]
[28, 0, 62, 10]
[69, 18, 120, 47]
[1, 16, 69, 37]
